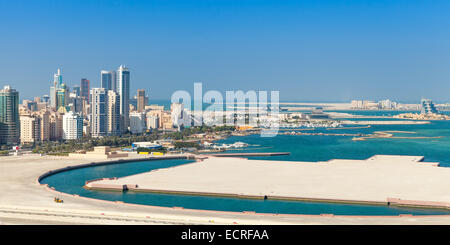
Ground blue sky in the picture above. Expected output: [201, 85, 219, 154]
[1, 0, 450, 102]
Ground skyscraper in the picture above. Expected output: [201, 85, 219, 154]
[107, 90, 120, 136]
[68, 92, 83, 113]
[81, 78, 90, 103]
[90, 88, 108, 137]
[72, 85, 81, 96]
[0, 85, 20, 145]
[101, 70, 115, 91]
[50, 69, 63, 108]
[137, 89, 146, 112]
[116, 65, 130, 132]
[56, 83, 68, 111]
[54, 68, 63, 86]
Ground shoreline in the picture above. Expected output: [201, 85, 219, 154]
[0, 154, 448, 224]
[81, 155, 450, 213]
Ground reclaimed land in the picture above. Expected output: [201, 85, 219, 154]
[86, 155, 450, 210]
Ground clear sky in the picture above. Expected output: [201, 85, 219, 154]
[1, 0, 450, 102]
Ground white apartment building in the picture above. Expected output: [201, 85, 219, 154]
[62, 111, 83, 140]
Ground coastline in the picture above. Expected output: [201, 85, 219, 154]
[0, 154, 449, 224]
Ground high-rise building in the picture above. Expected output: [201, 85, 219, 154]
[37, 110, 50, 141]
[107, 90, 121, 136]
[0, 85, 20, 145]
[23, 99, 38, 111]
[146, 115, 159, 129]
[68, 92, 83, 113]
[161, 111, 173, 130]
[20, 115, 41, 144]
[72, 85, 81, 97]
[54, 68, 63, 86]
[62, 111, 83, 140]
[81, 78, 90, 103]
[56, 83, 68, 110]
[137, 89, 146, 112]
[49, 113, 63, 141]
[129, 112, 145, 134]
[421, 99, 439, 115]
[171, 102, 185, 128]
[116, 65, 130, 132]
[90, 88, 108, 137]
[50, 69, 63, 108]
[42, 95, 50, 104]
[101, 70, 115, 91]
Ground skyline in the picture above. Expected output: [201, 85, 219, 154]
[1, 0, 450, 102]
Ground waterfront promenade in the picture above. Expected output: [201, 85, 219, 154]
[1, 154, 450, 224]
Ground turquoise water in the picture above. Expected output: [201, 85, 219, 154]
[223, 115, 450, 167]
[41, 159, 450, 215]
[40, 110, 450, 215]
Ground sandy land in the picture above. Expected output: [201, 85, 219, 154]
[88, 155, 450, 205]
[1, 154, 450, 224]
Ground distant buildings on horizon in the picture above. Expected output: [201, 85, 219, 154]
[350, 99, 398, 110]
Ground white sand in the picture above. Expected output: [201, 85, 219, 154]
[90, 155, 450, 204]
